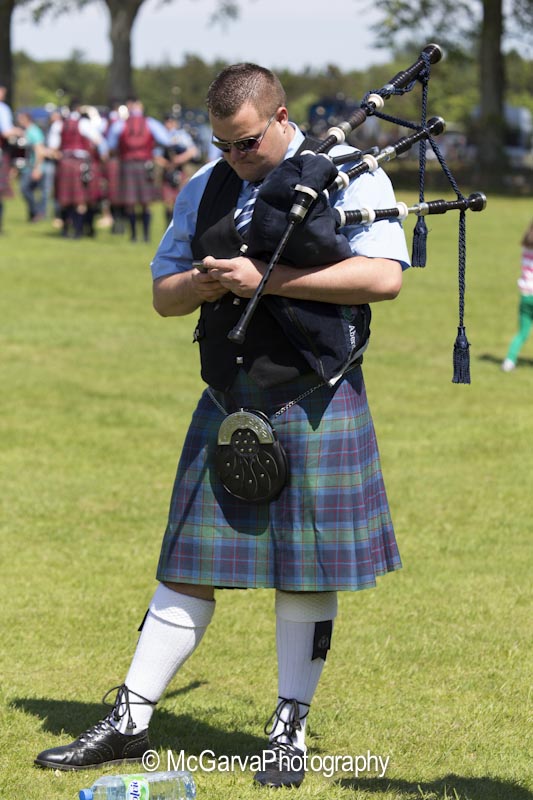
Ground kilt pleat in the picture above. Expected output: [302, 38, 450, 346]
[87, 159, 104, 204]
[104, 157, 121, 204]
[161, 182, 181, 206]
[156, 368, 401, 592]
[55, 156, 89, 205]
[120, 160, 155, 205]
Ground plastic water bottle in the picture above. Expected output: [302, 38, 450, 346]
[78, 770, 196, 800]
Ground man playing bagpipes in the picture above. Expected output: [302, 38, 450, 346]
[35, 63, 410, 788]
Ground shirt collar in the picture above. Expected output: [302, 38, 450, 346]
[242, 123, 303, 190]
[285, 122, 304, 159]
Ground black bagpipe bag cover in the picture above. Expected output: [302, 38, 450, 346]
[245, 153, 370, 383]
[247, 152, 353, 266]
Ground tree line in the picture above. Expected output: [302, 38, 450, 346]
[3, 0, 533, 188]
[11, 48, 533, 136]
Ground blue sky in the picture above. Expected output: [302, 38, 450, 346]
[12, 0, 392, 73]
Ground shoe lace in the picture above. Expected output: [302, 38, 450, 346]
[266, 739, 302, 762]
[77, 718, 114, 743]
[102, 683, 157, 732]
[263, 697, 310, 747]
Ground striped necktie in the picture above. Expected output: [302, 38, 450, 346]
[235, 181, 261, 238]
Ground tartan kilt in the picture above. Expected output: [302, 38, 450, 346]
[0, 153, 12, 196]
[87, 159, 104, 204]
[119, 159, 155, 205]
[104, 157, 121, 204]
[156, 367, 401, 592]
[55, 156, 89, 206]
[161, 181, 180, 207]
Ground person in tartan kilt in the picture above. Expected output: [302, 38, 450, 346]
[99, 103, 126, 233]
[107, 98, 170, 243]
[0, 83, 24, 233]
[35, 65, 410, 787]
[48, 100, 108, 238]
[78, 105, 108, 237]
[155, 113, 199, 227]
[103, 146, 124, 233]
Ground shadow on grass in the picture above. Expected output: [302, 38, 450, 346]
[13, 686, 265, 757]
[339, 775, 533, 800]
[478, 352, 533, 369]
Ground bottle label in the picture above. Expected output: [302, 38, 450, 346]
[123, 777, 150, 800]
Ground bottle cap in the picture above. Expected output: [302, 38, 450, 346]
[79, 790, 93, 800]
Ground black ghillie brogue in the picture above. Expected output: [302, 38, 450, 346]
[34, 717, 150, 771]
[254, 740, 306, 788]
[253, 697, 309, 788]
[34, 684, 156, 771]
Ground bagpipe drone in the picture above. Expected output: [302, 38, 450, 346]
[229, 44, 486, 384]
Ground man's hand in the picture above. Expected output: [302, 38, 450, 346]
[191, 264, 229, 303]
[153, 266, 227, 317]
[202, 255, 267, 298]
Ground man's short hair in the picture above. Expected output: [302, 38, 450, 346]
[206, 63, 286, 120]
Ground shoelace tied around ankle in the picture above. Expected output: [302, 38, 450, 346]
[102, 683, 157, 732]
[264, 696, 310, 743]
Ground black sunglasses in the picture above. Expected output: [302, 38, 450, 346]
[211, 113, 276, 153]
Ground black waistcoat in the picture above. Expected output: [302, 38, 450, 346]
[191, 160, 311, 391]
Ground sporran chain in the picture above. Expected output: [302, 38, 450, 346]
[206, 380, 325, 421]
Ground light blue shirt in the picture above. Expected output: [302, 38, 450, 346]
[168, 128, 196, 151]
[150, 124, 410, 280]
[0, 101, 14, 134]
[153, 127, 197, 158]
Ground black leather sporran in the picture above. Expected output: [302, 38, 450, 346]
[215, 409, 288, 503]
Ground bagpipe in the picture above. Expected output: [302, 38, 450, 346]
[333, 192, 487, 228]
[229, 44, 487, 384]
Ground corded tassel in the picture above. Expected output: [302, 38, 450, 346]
[411, 216, 428, 267]
[452, 326, 471, 384]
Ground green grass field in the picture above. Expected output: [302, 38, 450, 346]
[0, 189, 532, 800]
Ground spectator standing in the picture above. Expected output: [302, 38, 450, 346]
[43, 109, 64, 225]
[17, 110, 47, 222]
[0, 83, 23, 233]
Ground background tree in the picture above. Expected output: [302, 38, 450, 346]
[0, 0, 30, 104]
[13, 0, 239, 104]
[371, 0, 533, 186]
[104, 0, 144, 102]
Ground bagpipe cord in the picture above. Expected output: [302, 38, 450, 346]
[363, 50, 470, 383]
